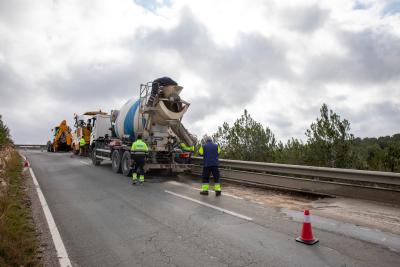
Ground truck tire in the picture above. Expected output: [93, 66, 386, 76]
[121, 151, 132, 177]
[111, 150, 122, 173]
[91, 148, 101, 166]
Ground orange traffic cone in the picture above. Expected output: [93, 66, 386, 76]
[296, 209, 319, 245]
[23, 159, 30, 168]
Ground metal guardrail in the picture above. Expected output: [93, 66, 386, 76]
[190, 157, 400, 204]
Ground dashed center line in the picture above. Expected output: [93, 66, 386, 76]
[79, 160, 91, 166]
[165, 190, 253, 221]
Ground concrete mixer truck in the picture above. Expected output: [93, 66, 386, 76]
[91, 77, 197, 175]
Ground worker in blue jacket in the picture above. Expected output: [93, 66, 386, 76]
[198, 136, 221, 196]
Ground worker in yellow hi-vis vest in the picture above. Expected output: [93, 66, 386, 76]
[131, 134, 149, 185]
[79, 137, 86, 156]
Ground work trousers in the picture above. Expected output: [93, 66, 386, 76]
[80, 145, 87, 156]
[132, 155, 145, 181]
[202, 166, 221, 191]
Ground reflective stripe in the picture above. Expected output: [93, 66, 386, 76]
[201, 183, 209, 191]
[214, 183, 221, 191]
[304, 215, 311, 223]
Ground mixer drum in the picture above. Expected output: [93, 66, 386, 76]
[114, 98, 145, 140]
[114, 95, 188, 140]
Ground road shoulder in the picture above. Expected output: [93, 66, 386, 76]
[24, 165, 60, 267]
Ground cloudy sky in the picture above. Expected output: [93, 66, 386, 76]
[0, 0, 399, 144]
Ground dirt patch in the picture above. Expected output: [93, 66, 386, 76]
[222, 183, 317, 210]
[311, 198, 400, 235]
[227, 183, 400, 235]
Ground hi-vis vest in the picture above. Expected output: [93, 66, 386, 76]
[80, 137, 86, 147]
[131, 139, 149, 155]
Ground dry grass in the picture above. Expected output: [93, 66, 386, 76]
[0, 148, 41, 266]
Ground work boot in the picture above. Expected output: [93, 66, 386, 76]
[200, 190, 209, 196]
[215, 191, 222, 197]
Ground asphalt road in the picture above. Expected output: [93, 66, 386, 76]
[23, 150, 400, 267]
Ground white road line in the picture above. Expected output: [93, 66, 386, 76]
[165, 190, 253, 221]
[79, 160, 90, 166]
[166, 181, 244, 200]
[29, 167, 73, 267]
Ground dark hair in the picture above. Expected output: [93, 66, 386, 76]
[137, 134, 142, 139]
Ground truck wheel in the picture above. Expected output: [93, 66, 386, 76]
[111, 150, 122, 173]
[121, 151, 132, 177]
[91, 149, 101, 166]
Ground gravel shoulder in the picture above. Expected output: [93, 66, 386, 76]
[23, 164, 60, 267]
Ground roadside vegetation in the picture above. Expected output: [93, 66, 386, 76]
[0, 115, 13, 149]
[208, 104, 400, 172]
[0, 115, 41, 266]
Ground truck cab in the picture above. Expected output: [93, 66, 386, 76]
[90, 114, 112, 148]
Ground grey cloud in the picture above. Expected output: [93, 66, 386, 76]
[3, 112, 66, 144]
[40, 54, 182, 108]
[382, 0, 400, 16]
[353, 1, 373, 10]
[0, 63, 37, 108]
[135, 10, 292, 121]
[305, 29, 400, 85]
[337, 101, 400, 138]
[42, 63, 139, 105]
[0, 0, 29, 26]
[281, 5, 330, 33]
[0, 64, 22, 104]
[268, 115, 293, 129]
